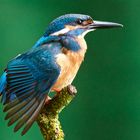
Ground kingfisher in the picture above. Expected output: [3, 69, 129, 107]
[0, 14, 123, 135]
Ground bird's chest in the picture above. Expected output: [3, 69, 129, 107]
[52, 37, 87, 91]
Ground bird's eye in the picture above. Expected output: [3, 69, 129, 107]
[77, 19, 83, 24]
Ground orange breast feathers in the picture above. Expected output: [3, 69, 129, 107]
[52, 36, 87, 92]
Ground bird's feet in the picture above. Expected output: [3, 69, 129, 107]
[67, 85, 77, 96]
[45, 96, 51, 105]
[45, 85, 77, 105]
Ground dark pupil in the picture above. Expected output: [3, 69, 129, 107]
[78, 19, 83, 24]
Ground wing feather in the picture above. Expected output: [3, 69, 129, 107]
[2, 52, 60, 135]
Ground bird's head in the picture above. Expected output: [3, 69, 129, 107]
[44, 14, 123, 37]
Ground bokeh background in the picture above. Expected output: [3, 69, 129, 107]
[0, 0, 140, 140]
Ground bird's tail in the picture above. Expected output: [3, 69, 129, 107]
[0, 72, 7, 103]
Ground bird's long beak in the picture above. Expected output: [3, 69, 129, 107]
[89, 20, 123, 29]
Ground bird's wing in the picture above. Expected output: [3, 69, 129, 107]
[2, 47, 60, 135]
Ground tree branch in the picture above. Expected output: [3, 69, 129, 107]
[36, 85, 77, 140]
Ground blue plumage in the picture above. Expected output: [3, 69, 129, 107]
[0, 72, 7, 93]
[33, 36, 60, 48]
[0, 72, 7, 103]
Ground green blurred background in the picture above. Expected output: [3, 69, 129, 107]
[0, 0, 140, 140]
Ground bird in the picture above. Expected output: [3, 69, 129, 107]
[0, 14, 123, 135]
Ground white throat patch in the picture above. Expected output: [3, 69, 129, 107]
[51, 28, 70, 36]
[81, 29, 95, 38]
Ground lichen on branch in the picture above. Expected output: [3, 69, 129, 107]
[37, 85, 77, 140]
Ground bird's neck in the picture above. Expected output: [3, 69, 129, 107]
[62, 35, 87, 62]
[60, 34, 87, 53]
[33, 34, 87, 53]
[75, 35, 87, 51]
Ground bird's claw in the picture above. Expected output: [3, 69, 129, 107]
[45, 96, 51, 105]
[67, 85, 77, 96]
